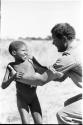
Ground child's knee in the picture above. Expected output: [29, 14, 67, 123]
[19, 108, 30, 124]
[32, 112, 42, 124]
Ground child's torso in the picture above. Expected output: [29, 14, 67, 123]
[13, 59, 35, 76]
[10, 59, 36, 97]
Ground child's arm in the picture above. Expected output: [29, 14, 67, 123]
[1, 65, 16, 89]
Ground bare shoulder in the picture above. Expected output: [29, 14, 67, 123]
[7, 62, 15, 68]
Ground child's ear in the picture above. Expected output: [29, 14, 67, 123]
[12, 50, 16, 56]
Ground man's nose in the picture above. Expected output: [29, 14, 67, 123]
[53, 41, 55, 45]
[53, 42, 54, 45]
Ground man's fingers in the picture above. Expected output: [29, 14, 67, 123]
[16, 72, 24, 78]
[49, 65, 64, 78]
[57, 72, 64, 77]
[49, 65, 58, 73]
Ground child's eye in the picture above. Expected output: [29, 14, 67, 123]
[22, 50, 27, 52]
[22, 50, 26, 51]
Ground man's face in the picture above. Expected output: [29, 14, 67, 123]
[53, 37, 60, 50]
[52, 37, 68, 52]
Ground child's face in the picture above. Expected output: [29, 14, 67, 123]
[14, 44, 28, 61]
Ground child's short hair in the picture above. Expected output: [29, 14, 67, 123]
[9, 41, 26, 55]
[51, 23, 75, 41]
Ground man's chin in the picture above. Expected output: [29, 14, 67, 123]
[58, 48, 67, 52]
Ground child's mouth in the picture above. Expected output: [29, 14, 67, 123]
[23, 55, 27, 59]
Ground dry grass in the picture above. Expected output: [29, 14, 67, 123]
[0, 39, 81, 124]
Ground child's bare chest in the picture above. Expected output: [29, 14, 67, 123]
[13, 60, 35, 75]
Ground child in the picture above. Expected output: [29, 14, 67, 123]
[1, 41, 63, 124]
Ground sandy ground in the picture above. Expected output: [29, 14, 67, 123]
[0, 39, 82, 124]
[0, 78, 81, 124]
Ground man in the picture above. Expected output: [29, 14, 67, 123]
[51, 23, 82, 124]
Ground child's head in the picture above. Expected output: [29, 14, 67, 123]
[9, 41, 28, 61]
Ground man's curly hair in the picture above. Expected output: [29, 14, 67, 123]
[51, 23, 75, 41]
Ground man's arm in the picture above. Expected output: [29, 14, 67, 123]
[7, 64, 62, 86]
[53, 54, 82, 82]
[16, 70, 63, 86]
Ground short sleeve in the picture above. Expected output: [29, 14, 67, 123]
[53, 54, 77, 72]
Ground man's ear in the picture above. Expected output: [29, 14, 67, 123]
[12, 50, 16, 56]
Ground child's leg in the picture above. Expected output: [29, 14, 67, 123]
[17, 93, 30, 124]
[29, 94, 42, 124]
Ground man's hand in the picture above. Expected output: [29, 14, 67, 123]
[48, 65, 64, 78]
[15, 72, 24, 80]
[45, 69, 64, 83]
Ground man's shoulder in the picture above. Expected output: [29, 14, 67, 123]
[56, 39, 82, 66]
[68, 39, 82, 55]
[53, 52, 77, 72]
[56, 53, 74, 65]
[69, 39, 82, 64]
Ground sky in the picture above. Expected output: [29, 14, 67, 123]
[1, 0, 82, 39]
[0, 0, 1, 32]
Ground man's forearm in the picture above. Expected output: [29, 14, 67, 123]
[16, 72, 48, 86]
[16, 77, 46, 86]
[16, 69, 63, 86]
